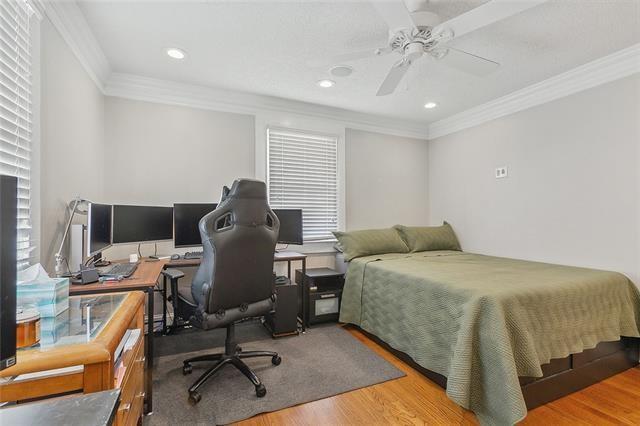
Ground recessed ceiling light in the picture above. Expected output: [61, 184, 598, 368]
[330, 65, 353, 77]
[424, 102, 438, 109]
[166, 47, 186, 60]
[317, 79, 335, 88]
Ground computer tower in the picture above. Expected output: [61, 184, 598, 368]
[308, 288, 342, 325]
[295, 268, 345, 325]
[265, 279, 298, 337]
[0, 175, 17, 371]
[69, 223, 84, 272]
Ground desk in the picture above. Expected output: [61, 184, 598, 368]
[68, 260, 164, 413]
[0, 389, 121, 426]
[0, 293, 145, 426]
[164, 251, 309, 331]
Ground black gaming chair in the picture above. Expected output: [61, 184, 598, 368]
[175, 179, 281, 404]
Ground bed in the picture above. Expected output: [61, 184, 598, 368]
[338, 250, 640, 425]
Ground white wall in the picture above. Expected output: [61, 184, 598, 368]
[40, 17, 105, 272]
[99, 101, 429, 270]
[428, 74, 640, 284]
[102, 96, 255, 260]
[345, 129, 429, 230]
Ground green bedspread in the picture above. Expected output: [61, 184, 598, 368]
[339, 251, 640, 425]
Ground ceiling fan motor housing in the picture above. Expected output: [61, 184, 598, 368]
[404, 42, 424, 60]
[390, 26, 441, 60]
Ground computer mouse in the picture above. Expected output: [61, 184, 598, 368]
[171, 254, 181, 260]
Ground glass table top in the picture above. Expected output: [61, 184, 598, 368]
[20, 293, 127, 351]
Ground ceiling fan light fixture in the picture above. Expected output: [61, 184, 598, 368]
[424, 102, 437, 109]
[166, 47, 186, 60]
[317, 79, 335, 88]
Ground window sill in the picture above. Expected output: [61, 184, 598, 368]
[280, 240, 337, 255]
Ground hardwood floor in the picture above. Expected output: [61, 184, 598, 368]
[237, 325, 640, 425]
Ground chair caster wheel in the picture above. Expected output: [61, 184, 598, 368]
[271, 355, 282, 366]
[188, 391, 201, 405]
[256, 384, 266, 398]
[183, 364, 192, 375]
[235, 345, 242, 353]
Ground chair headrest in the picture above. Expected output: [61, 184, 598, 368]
[226, 179, 268, 200]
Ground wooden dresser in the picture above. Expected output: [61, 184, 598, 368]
[0, 292, 146, 426]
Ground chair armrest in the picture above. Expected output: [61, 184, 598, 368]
[162, 268, 185, 281]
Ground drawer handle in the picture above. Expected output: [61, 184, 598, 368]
[137, 392, 146, 399]
[119, 403, 131, 413]
[137, 356, 146, 364]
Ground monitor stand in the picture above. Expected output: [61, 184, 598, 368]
[87, 252, 110, 268]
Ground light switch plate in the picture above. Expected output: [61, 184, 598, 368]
[495, 166, 508, 179]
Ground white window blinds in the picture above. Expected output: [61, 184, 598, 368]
[0, 0, 34, 269]
[267, 128, 338, 242]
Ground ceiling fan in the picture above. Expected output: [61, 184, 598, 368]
[330, 0, 548, 96]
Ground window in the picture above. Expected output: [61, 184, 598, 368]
[0, 0, 35, 269]
[267, 127, 338, 242]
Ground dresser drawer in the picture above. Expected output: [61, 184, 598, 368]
[116, 336, 145, 426]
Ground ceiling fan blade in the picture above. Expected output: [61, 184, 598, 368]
[370, 0, 416, 32]
[376, 59, 412, 96]
[437, 47, 499, 76]
[435, 0, 548, 40]
[306, 47, 390, 69]
[332, 47, 391, 64]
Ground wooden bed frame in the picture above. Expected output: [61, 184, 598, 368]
[358, 327, 639, 409]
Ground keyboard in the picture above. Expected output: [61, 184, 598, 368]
[99, 262, 138, 278]
[184, 251, 203, 260]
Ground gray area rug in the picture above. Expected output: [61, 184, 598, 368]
[147, 324, 405, 425]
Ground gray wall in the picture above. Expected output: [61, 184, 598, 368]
[428, 74, 640, 284]
[102, 96, 255, 260]
[40, 18, 105, 271]
[100, 97, 430, 263]
[346, 128, 429, 230]
[103, 97, 255, 204]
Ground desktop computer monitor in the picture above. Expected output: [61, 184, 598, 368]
[273, 209, 303, 245]
[112, 205, 173, 244]
[173, 203, 217, 248]
[87, 202, 113, 258]
[0, 175, 17, 371]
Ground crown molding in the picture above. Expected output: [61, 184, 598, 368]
[38, 0, 110, 92]
[428, 43, 640, 140]
[104, 73, 430, 139]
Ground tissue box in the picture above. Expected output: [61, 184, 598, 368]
[17, 277, 70, 317]
[39, 315, 68, 346]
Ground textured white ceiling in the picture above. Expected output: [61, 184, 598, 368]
[77, 0, 640, 123]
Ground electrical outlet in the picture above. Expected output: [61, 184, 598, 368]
[495, 166, 508, 179]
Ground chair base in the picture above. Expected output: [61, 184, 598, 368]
[182, 323, 281, 404]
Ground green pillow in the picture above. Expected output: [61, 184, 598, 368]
[394, 222, 462, 253]
[332, 228, 409, 261]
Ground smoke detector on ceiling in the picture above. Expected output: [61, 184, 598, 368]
[330, 65, 353, 77]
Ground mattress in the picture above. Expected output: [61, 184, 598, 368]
[339, 251, 640, 425]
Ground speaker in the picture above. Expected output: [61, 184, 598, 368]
[0, 175, 17, 371]
[265, 278, 298, 337]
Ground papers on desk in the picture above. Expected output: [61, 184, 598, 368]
[114, 360, 127, 388]
[10, 365, 84, 383]
[124, 329, 140, 351]
[114, 330, 132, 364]
[113, 329, 141, 387]
[114, 329, 140, 365]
